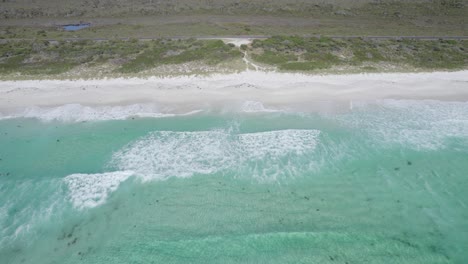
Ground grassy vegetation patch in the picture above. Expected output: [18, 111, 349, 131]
[0, 38, 241, 76]
[0, 39, 147, 75]
[249, 36, 468, 72]
[396, 39, 468, 69]
[251, 51, 297, 65]
[118, 39, 241, 73]
[0, 36, 466, 77]
[280, 61, 331, 71]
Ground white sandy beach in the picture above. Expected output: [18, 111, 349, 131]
[0, 71, 467, 118]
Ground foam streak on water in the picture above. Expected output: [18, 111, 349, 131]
[64, 171, 134, 210]
[0, 104, 202, 122]
[110, 129, 320, 182]
[335, 99, 468, 150]
[60, 129, 320, 210]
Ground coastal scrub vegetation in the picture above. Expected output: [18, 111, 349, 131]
[118, 39, 241, 73]
[249, 36, 468, 71]
[0, 39, 241, 76]
[1, 0, 467, 39]
[1, 0, 466, 18]
[0, 37, 466, 78]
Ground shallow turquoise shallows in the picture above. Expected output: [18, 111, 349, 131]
[0, 100, 467, 264]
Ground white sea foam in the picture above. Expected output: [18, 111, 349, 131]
[0, 101, 283, 122]
[0, 179, 65, 247]
[64, 129, 320, 210]
[110, 129, 321, 182]
[238, 130, 320, 158]
[64, 171, 134, 210]
[110, 131, 233, 181]
[0, 104, 202, 122]
[240, 101, 279, 113]
[337, 100, 468, 150]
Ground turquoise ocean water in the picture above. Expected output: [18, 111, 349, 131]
[0, 100, 467, 263]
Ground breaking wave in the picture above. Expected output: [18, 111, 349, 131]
[335, 99, 468, 150]
[64, 129, 321, 209]
[110, 129, 321, 182]
[0, 104, 202, 122]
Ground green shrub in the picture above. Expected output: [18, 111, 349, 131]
[280, 61, 332, 71]
[252, 51, 297, 64]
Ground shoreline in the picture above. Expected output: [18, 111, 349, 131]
[1, 70, 468, 118]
